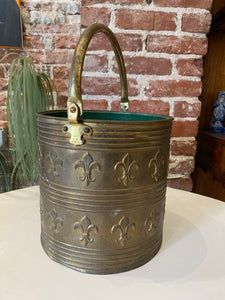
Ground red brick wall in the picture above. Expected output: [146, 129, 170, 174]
[0, 0, 213, 191]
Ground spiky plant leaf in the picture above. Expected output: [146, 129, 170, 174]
[5, 55, 58, 187]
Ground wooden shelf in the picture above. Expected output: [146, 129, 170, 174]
[198, 13, 225, 130]
[196, 130, 225, 182]
[194, 130, 225, 201]
[194, 1, 225, 201]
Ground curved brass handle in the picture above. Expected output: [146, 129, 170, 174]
[67, 23, 129, 123]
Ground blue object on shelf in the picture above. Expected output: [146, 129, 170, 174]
[210, 91, 225, 133]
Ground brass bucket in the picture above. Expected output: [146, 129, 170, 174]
[37, 24, 173, 274]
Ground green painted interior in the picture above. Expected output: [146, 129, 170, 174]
[40, 110, 171, 122]
[80, 111, 169, 121]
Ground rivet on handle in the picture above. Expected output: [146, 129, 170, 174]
[66, 23, 129, 146]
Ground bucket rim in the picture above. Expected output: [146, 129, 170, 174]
[37, 109, 173, 124]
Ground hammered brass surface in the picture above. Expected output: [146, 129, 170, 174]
[37, 23, 173, 274]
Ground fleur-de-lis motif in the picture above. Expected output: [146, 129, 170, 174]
[111, 216, 135, 247]
[73, 216, 98, 246]
[47, 150, 63, 177]
[148, 150, 166, 182]
[74, 152, 101, 186]
[48, 209, 63, 233]
[144, 209, 160, 235]
[114, 153, 139, 186]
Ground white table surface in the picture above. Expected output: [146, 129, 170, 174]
[1, 186, 225, 300]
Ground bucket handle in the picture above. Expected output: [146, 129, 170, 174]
[67, 23, 129, 123]
[65, 23, 129, 145]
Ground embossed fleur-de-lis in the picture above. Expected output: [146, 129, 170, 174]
[48, 209, 63, 233]
[111, 216, 135, 247]
[47, 150, 63, 177]
[114, 153, 139, 186]
[74, 152, 101, 186]
[144, 209, 160, 235]
[148, 150, 166, 182]
[74, 216, 98, 246]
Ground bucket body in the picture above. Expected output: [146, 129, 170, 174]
[37, 23, 173, 274]
[37, 110, 172, 274]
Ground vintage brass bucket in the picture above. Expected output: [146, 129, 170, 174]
[37, 24, 173, 274]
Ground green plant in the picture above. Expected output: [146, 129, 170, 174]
[1, 54, 58, 188]
[0, 150, 10, 192]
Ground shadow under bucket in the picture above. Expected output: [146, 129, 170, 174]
[37, 24, 173, 274]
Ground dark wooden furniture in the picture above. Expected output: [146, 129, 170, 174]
[194, 0, 225, 201]
[195, 131, 225, 201]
